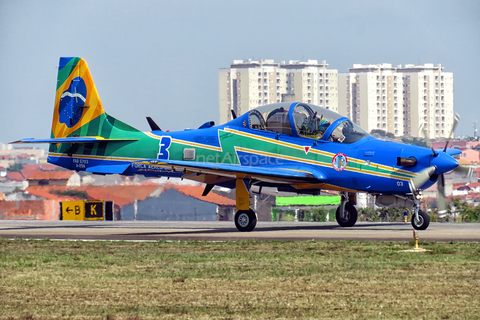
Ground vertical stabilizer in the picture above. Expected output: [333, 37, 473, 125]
[51, 57, 139, 140]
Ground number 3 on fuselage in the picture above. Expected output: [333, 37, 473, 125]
[157, 136, 172, 160]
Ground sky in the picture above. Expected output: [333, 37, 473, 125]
[1, 0, 479, 145]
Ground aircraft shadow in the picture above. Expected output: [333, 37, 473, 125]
[122, 222, 411, 237]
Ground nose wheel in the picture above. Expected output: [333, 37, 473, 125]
[412, 210, 429, 230]
[234, 209, 257, 232]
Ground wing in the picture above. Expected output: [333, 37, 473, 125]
[440, 148, 462, 156]
[135, 159, 328, 184]
[11, 137, 138, 144]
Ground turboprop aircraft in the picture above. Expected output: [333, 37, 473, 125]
[13, 57, 469, 231]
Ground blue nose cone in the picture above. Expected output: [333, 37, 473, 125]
[431, 152, 459, 174]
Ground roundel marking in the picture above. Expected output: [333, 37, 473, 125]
[332, 153, 348, 171]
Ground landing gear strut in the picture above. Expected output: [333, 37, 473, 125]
[336, 192, 358, 227]
[234, 178, 257, 232]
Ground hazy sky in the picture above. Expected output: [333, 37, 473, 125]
[1, 0, 479, 145]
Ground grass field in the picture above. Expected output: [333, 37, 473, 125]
[0, 239, 479, 319]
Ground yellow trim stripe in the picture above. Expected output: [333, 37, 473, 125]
[234, 146, 413, 181]
[146, 128, 415, 178]
[225, 128, 313, 153]
[226, 128, 416, 178]
[53, 128, 417, 182]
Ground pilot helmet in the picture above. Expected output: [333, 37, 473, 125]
[319, 119, 330, 131]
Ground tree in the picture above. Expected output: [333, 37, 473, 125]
[50, 189, 88, 199]
[377, 207, 405, 222]
[7, 162, 23, 172]
[310, 208, 329, 222]
[359, 207, 378, 221]
[443, 198, 480, 222]
[450, 198, 480, 222]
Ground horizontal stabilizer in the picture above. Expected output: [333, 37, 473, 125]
[11, 137, 138, 144]
[86, 163, 131, 174]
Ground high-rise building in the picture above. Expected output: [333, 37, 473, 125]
[219, 59, 338, 124]
[338, 63, 454, 138]
[400, 64, 454, 139]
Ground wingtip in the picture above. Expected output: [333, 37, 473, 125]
[9, 138, 35, 144]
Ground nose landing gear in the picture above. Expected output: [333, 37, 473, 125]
[411, 210, 429, 230]
[411, 194, 430, 230]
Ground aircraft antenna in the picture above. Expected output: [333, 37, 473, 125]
[146, 117, 162, 131]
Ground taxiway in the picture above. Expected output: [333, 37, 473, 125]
[0, 221, 479, 242]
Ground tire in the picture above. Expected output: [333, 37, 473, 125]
[336, 202, 358, 227]
[411, 210, 430, 230]
[234, 209, 257, 232]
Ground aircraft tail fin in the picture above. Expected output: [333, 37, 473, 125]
[51, 57, 140, 140]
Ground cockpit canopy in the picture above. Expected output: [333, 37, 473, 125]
[246, 102, 369, 144]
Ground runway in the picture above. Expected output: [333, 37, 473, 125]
[0, 220, 479, 242]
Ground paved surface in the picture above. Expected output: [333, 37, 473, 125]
[0, 220, 479, 242]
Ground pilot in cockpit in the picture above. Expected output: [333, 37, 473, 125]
[318, 119, 330, 136]
[299, 116, 331, 139]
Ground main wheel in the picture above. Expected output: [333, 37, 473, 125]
[234, 209, 257, 232]
[336, 202, 358, 227]
[412, 210, 430, 230]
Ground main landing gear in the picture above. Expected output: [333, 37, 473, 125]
[336, 192, 358, 227]
[233, 183, 360, 231]
[234, 209, 257, 232]
[234, 179, 258, 232]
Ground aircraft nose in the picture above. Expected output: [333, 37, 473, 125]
[430, 152, 459, 174]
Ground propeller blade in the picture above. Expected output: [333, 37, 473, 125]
[409, 166, 436, 193]
[454, 165, 473, 178]
[419, 123, 438, 156]
[443, 113, 460, 152]
[419, 123, 432, 149]
[437, 174, 447, 214]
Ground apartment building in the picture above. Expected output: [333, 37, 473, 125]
[338, 63, 454, 138]
[401, 64, 454, 139]
[219, 59, 338, 124]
